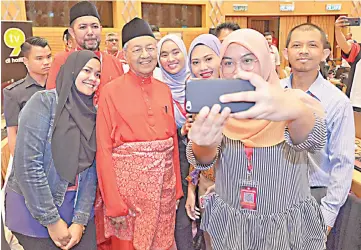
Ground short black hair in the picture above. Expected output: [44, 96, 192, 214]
[209, 28, 216, 36]
[264, 31, 272, 37]
[21, 36, 50, 58]
[63, 29, 70, 41]
[215, 22, 240, 37]
[286, 23, 327, 48]
[150, 25, 160, 32]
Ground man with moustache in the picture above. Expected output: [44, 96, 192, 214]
[46, 1, 123, 104]
[4, 36, 52, 156]
[95, 17, 183, 250]
[281, 23, 355, 236]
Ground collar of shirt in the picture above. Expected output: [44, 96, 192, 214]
[128, 68, 152, 84]
[24, 74, 46, 89]
[282, 72, 325, 101]
[74, 46, 102, 66]
[104, 49, 120, 58]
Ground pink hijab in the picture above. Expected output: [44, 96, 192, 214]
[221, 29, 287, 147]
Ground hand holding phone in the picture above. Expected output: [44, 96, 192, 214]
[335, 16, 361, 28]
[185, 79, 256, 114]
[220, 71, 307, 122]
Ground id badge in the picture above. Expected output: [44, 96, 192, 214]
[240, 186, 257, 210]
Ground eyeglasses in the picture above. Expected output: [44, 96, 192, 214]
[221, 54, 259, 74]
[130, 46, 156, 56]
[107, 38, 119, 42]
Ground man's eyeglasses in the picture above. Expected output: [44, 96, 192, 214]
[130, 46, 156, 56]
[107, 38, 119, 42]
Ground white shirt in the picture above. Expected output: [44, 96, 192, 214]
[269, 45, 280, 69]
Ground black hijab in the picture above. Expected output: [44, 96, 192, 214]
[52, 50, 99, 184]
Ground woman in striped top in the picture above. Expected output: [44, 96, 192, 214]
[186, 29, 328, 250]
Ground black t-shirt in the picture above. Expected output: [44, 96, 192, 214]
[3, 74, 45, 127]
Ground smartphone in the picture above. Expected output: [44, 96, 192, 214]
[345, 17, 360, 26]
[185, 79, 255, 113]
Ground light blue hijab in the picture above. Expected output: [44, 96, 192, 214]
[157, 34, 189, 128]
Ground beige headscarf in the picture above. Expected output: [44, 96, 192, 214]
[221, 29, 287, 147]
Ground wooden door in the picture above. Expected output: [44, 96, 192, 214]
[249, 20, 267, 34]
[309, 15, 336, 52]
[225, 16, 247, 28]
[279, 16, 308, 76]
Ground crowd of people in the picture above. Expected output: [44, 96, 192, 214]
[2, 1, 359, 250]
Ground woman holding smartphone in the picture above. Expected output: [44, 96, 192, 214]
[157, 35, 193, 250]
[185, 34, 221, 250]
[186, 29, 328, 249]
[5, 50, 99, 250]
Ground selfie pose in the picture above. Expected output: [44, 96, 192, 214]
[186, 29, 328, 250]
[5, 50, 100, 250]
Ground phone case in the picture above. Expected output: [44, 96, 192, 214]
[185, 79, 256, 113]
[346, 17, 360, 26]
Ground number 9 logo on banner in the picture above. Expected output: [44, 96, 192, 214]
[4, 28, 25, 57]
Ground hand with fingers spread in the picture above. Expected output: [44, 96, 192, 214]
[185, 186, 201, 220]
[286, 88, 325, 119]
[47, 219, 71, 248]
[188, 104, 231, 148]
[220, 71, 305, 122]
[61, 223, 85, 250]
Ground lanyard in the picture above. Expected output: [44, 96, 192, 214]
[174, 100, 187, 117]
[244, 147, 254, 178]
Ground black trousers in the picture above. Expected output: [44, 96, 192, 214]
[175, 133, 194, 250]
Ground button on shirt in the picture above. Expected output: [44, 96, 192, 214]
[281, 73, 355, 227]
[3, 74, 46, 127]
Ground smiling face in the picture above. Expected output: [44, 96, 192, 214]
[159, 40, 186, 75]
[125, 36, 158, 77]
[75, 58, 101, 96]
[283, 28, 329, 73]
[190, 44, 220, 79]
[69, 16, 102, 51]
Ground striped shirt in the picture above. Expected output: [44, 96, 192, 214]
[281, 73, 355, 227]
[187, 117, 328, 249]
